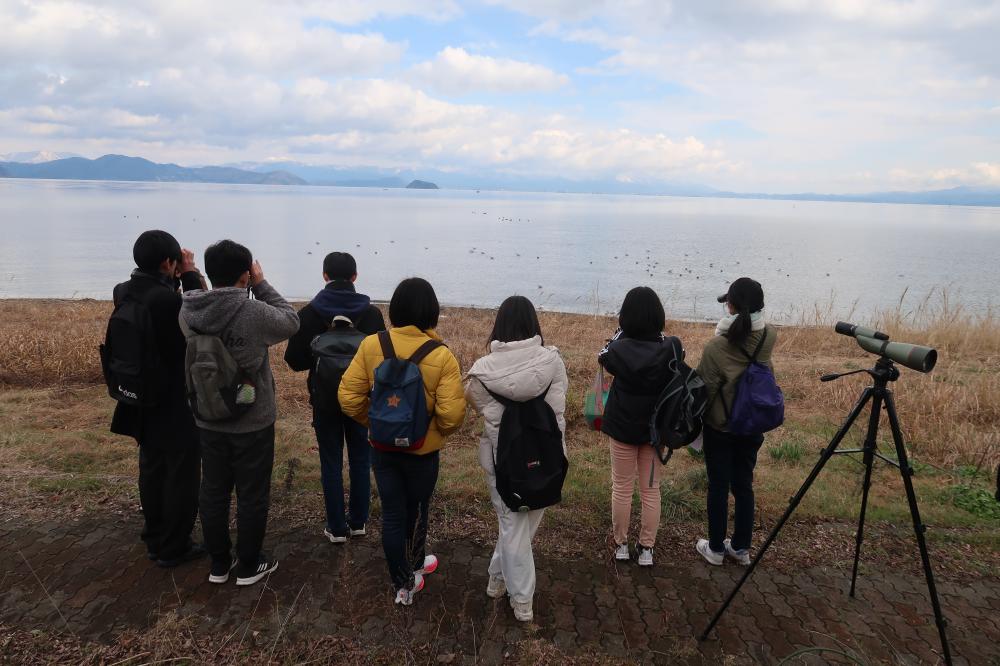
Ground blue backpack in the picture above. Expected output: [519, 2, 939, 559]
[368, 331, 443, 452]
[727, 327, 785, 436]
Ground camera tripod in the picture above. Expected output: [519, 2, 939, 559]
[699, 356, 953, 665]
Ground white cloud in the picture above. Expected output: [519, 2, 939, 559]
[504, 0, 1000, 191]
[2, 0, 998, 191]
[411, 47, 569, 94]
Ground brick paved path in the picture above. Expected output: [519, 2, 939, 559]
[2, 515, 998, 664]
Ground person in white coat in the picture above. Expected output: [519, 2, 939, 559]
[465, 296, 568, 623]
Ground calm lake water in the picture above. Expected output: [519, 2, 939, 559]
[2, 178, 999, 322]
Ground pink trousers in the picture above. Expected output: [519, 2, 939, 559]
[610, 438, 662, 547]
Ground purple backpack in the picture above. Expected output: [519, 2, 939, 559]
[727, 328, 784, 436]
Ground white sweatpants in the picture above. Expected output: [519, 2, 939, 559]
[482, 447, 545, 605]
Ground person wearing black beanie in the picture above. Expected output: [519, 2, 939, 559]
[107, 230, 207, 568]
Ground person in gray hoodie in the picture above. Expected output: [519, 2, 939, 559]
[179, 239, 299, 587]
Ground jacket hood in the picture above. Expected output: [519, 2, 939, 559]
[467, 336, 562, 401]
[311, 281, 372, 321]
[604, 336, 676, 389]
[180, 287, 248, 334]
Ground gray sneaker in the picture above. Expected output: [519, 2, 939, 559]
[723, 539, 751, 566]
[696, 539, 724, 566]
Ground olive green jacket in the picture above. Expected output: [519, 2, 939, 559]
[696, 326, 777, 432]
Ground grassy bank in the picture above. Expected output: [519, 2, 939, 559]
[1, 298, 998, 577]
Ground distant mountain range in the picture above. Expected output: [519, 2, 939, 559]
[0, 154, 306, 185]
[2, 152, 999, 206]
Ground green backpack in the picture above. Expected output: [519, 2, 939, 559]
[180, 305, 256, 422]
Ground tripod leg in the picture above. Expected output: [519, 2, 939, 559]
[884, 393, 953, 666]
[699, 387, 875, 641]
[850, 392, 883, 598]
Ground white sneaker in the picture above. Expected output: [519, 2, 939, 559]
[350, 525, 367, 537]
[614, 543, 630, 561]
[696, 539, 724, 566]
[323, 527, 348, 544]
[510, 598, 533, 622]
[416, 554, 438, 576]
[637, 546, 654, 567]
[724, 539, 751, 566]
[394, 573, 425, 606]
[486, 575, 507, 599]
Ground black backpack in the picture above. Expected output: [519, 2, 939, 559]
[309, 315, 367, 410]
[99, 290, 161, 407]
[649, 337, 708, 471]
[483, 382, 568, 512]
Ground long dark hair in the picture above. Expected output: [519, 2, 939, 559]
[618, 286, 665, 339]
[723, 277, 765, 346]
[488, 295, 543, 346]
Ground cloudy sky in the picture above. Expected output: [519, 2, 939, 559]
[1, 0, 998, 193]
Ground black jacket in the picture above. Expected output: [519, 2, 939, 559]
[284, 280, 385, 411]
[109, 269, 202, 448]
[598, 329, 682, 445]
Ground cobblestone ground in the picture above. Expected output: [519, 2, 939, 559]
[2, 515, 998, 665]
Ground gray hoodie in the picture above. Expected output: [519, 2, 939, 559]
[180, 281, 299, 433]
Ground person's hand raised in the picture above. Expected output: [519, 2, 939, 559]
[178, 248, 197, 276]
[250, 260, 265, 286]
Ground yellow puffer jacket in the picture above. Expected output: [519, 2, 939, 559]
[338, 325, 467, 455]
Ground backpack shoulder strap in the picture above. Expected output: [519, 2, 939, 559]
[737, 326, 768, 362]
[667, 336, 683, 368]
[408, 339, 445, 366]
[480, 380, 513, 408]
[377, 330, 396, 360]
[749, 326, 769, 362]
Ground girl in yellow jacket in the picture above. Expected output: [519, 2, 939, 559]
[339, 277, 467, 605]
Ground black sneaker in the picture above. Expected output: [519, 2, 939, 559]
[156, 543, 207, 568]
[235, 555, 279, 587]
[209, 558, 237, 584]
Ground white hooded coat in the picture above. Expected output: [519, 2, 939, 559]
[465, 336, 568, 604]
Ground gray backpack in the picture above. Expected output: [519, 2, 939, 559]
[180, 304, 256, 422]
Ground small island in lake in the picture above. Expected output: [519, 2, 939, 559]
[406, 179, 439, 189]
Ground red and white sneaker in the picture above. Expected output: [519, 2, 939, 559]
[394, 573, 425, 606]
[416, 554, 438, 576]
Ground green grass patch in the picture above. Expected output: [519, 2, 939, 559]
[769, 438, 806, 464]
[28, 475, 107, 493]
[947, 483, 1000, 520]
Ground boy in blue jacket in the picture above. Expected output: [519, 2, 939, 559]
[285, 252, 385, 542]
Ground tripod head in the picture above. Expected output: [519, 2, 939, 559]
[821, 356, 901, 384]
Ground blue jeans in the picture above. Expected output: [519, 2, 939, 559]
[372, 449, 439, 590]
[313, 409, 371, 535]
[703, 425, 764, 553]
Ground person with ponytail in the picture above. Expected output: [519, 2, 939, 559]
[695, 277, 776, 566]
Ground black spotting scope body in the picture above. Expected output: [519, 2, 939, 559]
[835, 321, 937, 373]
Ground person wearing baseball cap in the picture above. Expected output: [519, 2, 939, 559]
[695, 277, 777, 567]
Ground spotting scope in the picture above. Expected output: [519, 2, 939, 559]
[835, 322, 937, 373]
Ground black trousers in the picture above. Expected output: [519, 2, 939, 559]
[372, 449, 439, 590]
[703, 425, 764, 553]
[198, 425, 275, 567]
[137, 440, 200, 559]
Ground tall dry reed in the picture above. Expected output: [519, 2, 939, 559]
[1, 296, 996, 468]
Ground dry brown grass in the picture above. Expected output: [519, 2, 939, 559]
[1, 298, 998, 584]
[1, 297, 997, 469]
